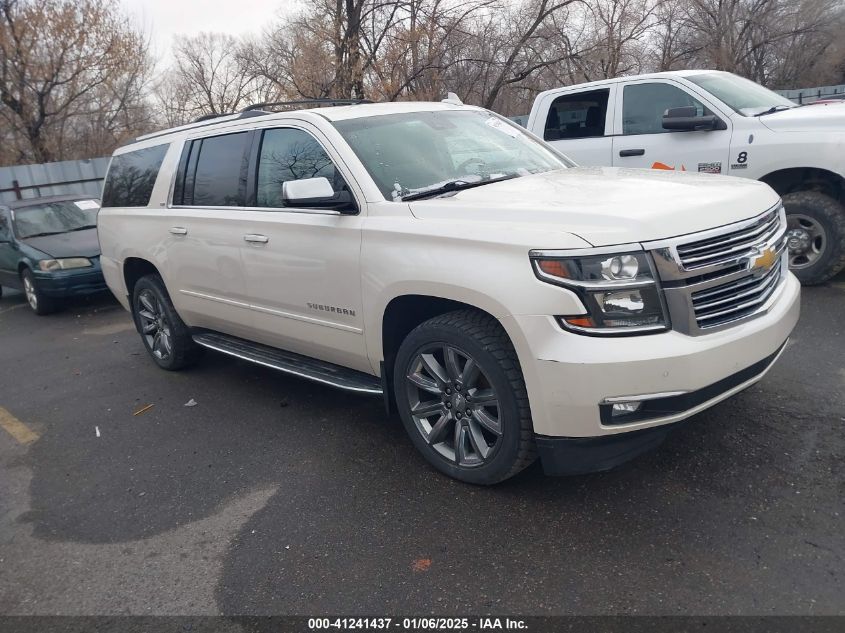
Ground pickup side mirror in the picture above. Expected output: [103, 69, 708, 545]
[281, 177, 357, 214]
[662, 106, 726, 132]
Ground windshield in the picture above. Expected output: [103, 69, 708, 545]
[687, 72, 795, 116]
[13, 199, 100, 239]
[333, 109, 570, 200]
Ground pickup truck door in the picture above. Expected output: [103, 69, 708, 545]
[533, 85, 615, 166]
[235, 125, 370, 373]
[612, 79, 732, 175]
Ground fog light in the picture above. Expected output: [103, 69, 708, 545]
[611, 401, 642, 416]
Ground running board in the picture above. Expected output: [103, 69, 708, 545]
[191, 330, 383, 395]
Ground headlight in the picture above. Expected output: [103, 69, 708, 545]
[531, 250, 669, 335]
[38, 258, 92, 271]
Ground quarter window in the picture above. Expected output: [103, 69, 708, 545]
[544, 89, 610, 140]
[101, 144, 168, 208]
[255, 128, 350, 208]
[623, 83, 709, 135]
[189, 132, 251, 207]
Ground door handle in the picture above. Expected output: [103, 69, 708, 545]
[243, 234, 269, 244]
[169, 227, 188, 235]
[619, 149, 645, 157]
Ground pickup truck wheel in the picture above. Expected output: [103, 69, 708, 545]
[21, 268, 59, 315]
[782, 191, 845, 285]
[394, 310, 536, 485]
[132, 274, 202, 371]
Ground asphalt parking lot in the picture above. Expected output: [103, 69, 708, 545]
[0, 276, 843, 616]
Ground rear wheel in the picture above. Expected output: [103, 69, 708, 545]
[782, 191, 845, 285]
[21, 268, 59, 315]
[131, 274, 202, 370]
[393, 309, 536, 485]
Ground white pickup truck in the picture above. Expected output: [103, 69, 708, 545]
[527, 70, 845, 284]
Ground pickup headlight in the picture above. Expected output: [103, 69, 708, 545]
[38, 258, 93, 272]
[531, 250, 669, 335]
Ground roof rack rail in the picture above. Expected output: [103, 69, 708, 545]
[193, 112, 230, 122]
[240, 98, 373, 113]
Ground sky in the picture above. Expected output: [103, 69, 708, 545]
[121, 0, 299, 62]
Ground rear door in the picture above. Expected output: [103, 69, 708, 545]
[535, 86, 615, 166]
[612, 79, 732, 174]
[166, 131, 256, 338]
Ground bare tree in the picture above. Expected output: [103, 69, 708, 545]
[0, 0, 151, 165]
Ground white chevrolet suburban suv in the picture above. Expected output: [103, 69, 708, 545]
[527, 70, 845, 284]
[98, 99, 800, 484]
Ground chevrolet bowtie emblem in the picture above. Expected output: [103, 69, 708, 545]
[749, 247, 777, 276]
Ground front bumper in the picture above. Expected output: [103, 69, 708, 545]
[534, 341, 787, 475]
[33, 260, 108, 298]
[500, 271, 801, 471]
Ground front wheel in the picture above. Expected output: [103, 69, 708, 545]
[131, 274, 202, 370]
[782, 191, 845, 285]
[21, 268, 59, 315]
[393, 310, 536, 485]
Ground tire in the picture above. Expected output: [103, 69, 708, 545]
[393, 309, 536, 485]
[21, 268, 59, 315]
[131, 274, 202, 371]
[782, 191, 845, 285]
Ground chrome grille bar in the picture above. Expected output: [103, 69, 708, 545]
[677, 208, 780, 269]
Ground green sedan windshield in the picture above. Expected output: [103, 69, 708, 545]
[13, 199, 100, 239]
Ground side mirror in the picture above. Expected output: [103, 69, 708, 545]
[281, 177, 358, 214]
[662, 106, 726, 131]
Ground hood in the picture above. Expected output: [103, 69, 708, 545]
[21, 227, 101, 259]
[759, 103, 845, 132]
[408, 167, 780, 247]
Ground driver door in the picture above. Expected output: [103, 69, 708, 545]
[612, 79, 732, 175]
[236, 125, 369, 372]
[0, 209, 19, 289]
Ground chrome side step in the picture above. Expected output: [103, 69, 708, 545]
[191, 330, 383, 395]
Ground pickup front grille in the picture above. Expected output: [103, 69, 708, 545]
[691, 258, 783, 328]
[676, 206, 781, 270]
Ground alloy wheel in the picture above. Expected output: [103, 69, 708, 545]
[23, 275, 37, 311]
[405, 343, 502, 468]
[786, 213, 827, 269]
[137, 289, 173, 361]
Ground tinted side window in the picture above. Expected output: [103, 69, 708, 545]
[623, 83, 708, 135]
[0, 212, 10, 240]
[256, 128, 349, 208]
[545, 89, 610, 141]
[190, 132, 250, 207]
[102, 144, 168, 207]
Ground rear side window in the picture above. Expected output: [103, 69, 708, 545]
[178, 132, 250, 207]
[102, 144, 168, 207]
[0, 211, 10, 240]
[544, 89, 609, 140]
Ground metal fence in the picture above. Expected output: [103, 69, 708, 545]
[776, 83, 845, 104]
[0, 157, 109, 204]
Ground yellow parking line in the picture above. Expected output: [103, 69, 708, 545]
[0, 407, 39, 445]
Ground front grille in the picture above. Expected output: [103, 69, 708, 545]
[676, 207, 781, 270]
[691, 258, 783, 328]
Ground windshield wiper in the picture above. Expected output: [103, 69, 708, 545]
[22, 231, 66, 238]
[756, 105, 792, 116]
[68, 225, 97, 232]
[401, 174, 518, 201]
